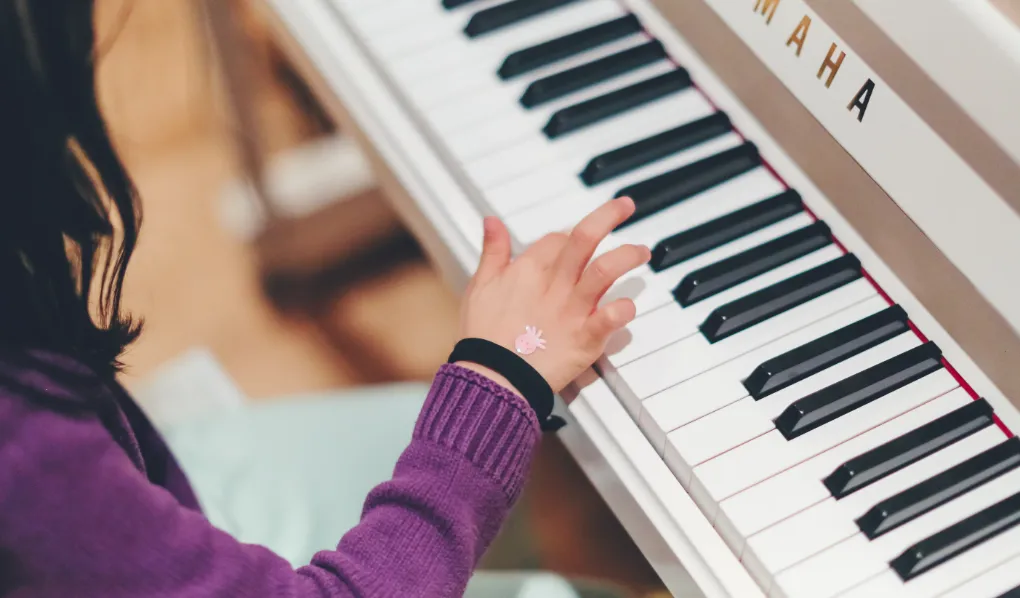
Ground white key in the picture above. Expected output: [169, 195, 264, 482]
[610, 168, 785, 250]
[602, 217, 848, 401]
[750, 499, 860, 589]
[480, 105, 728, 212]
[635, 288, 883, 443]
[432, 62, 657, 137]
[931, 537, 1020, 597]
[601, 244, 845, 369]
[485, 121, 738, 216]
[430, 58, 673, 138]
[489, 131, 743, 217]
[345, 0, 497, 32]
[408, 34, 648, 110]
[742, 424, 1004, 589]
[331, 0, 393, 9]
[364, 0, 520, 60]
[664, 332, 922, 484]
[689, 370, 959, 519]
[443, 61, 678, 159]
[771, 464, 1020, 598]
[619, 214, 817, 318]
[356, 5, 473, 58]
[767, 535, 876, 598]
[330, 0, 389, 13]
[609, 267, 871, 424]
[839, 524, 1020, 597]
[715, 388, 984, 553]
[336, 0, 456, 23]
[386, 0, 626, 87]
[466, 90, 714, 189]
[508, 165, 783, 246]
[564, 373, 771, 598]
[832, 571, 911, 597]
[406, 30, 647, 112]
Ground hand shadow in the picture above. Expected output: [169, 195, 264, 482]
[600, 274, 648, 358]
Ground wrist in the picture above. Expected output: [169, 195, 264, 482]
[449, 339, 563, 432]
[453, 361, 522, 397]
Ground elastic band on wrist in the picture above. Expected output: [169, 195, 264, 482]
[448, 338, 565, 432]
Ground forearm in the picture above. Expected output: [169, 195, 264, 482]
[302, 364, 541, 596]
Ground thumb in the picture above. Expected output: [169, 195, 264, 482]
[475, 216, 512, 283]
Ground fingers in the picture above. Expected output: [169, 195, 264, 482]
[554, 197, 636, 284]
[585, 298, 637, 344]
[474, 217, 511, 283]
[574, 244, 650, 307]
[522, 231, 569, 271]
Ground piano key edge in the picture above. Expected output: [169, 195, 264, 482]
[562, 371, 767, 598]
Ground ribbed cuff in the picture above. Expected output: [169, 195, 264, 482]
[414, 364, 541, 503]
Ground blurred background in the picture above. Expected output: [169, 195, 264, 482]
[98, 1, 665, 595]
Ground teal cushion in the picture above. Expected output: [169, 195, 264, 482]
[160, 385, 607, 598]
[162, 384, 427, 563]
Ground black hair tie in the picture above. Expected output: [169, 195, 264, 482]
[448, 338, 566, 432]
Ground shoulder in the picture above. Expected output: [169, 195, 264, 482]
[0, 349, 124, 494]
[0, 347, 109, 411]
[0, 348, 116, 462]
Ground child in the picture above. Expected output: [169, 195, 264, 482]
[0, 2, 651, 596]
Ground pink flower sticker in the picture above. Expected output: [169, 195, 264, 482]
[514, 326, 547, 356]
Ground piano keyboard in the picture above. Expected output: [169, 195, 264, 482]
[297, 1, 1020, 596]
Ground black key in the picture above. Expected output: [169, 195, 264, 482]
[890, 489, 1020, 581]
[824, 399, 995, 499]
[650, 189, 803, 272]
[700, 254, 862, 344]
[774, 342, 943, 440]
[615, 141, 760, 229]
[500, 15, 643, 80]
[581, 112, 733, 186]
[744, 305, 910, 401]
[465, 0, 583, 38]
[543, 69, 691, 138]
[521, 40, 666, 108]
[998, 586, 1020, 598]
[673, 222, 832, 307]
[444, 0, 483, 8]
[858, 437, 1020, 540]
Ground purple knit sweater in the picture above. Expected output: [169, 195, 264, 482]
[0, 350, 540, 597]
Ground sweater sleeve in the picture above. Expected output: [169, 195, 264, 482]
[0, 364, 540, 598]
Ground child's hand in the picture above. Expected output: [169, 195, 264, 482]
[456, 197, 651, 397]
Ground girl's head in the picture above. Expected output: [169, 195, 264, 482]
[0, 1, 141, 377]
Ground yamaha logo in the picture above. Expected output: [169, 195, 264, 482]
[753, 0, 876, 122]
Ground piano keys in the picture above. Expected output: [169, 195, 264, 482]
[255, 0, 1020, 596]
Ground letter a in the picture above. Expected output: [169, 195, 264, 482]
[848, 79, 876, 122]
[787, 15, 811, 57]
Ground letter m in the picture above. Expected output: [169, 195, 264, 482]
[754, 0, 780, 24]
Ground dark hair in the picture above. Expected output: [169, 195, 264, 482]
[0, 1, 142, 378]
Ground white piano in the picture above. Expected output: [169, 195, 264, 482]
[250, 0, 1020, 595]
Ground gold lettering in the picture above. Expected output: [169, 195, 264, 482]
[786, 15, 811, 57]
[848, 79, 876, 122]
[817, 43, 846, 88]
[754, 0, 780, 24]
